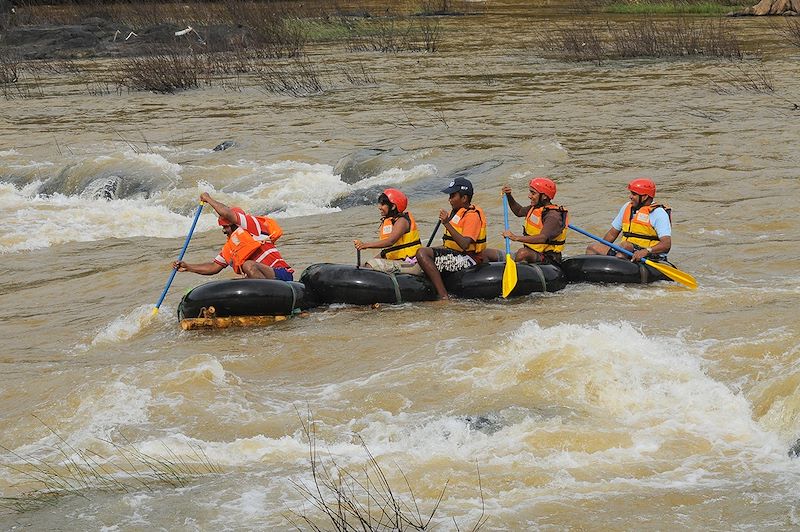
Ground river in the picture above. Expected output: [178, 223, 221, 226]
[2, 1, 800, 529]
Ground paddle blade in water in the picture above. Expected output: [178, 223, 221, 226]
[502, 253, 518, 298]
[645, 259, 698, 290]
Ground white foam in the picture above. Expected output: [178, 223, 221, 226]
[216, 160, 436, 219]
[90, 304, 170, 347]
[217, 488, 269, 519]
[161, 355, 229, 387]
[0, 155, 435, 251]
[122, 149, 183, 175]
[135, 433, 309, 466]
[0, 183, 216, 254]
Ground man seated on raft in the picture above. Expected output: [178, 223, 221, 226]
[415, 177, 488, 300]
[483, 177, 569, 265]
[173, 192, 294, 280]
[585, 178, 671, 262]
[353, 188, 423, 275]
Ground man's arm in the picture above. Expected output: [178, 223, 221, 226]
[442, 209, 478, 251]
[630, 208, 671, 261]
[602, 227, 621, 244]
[200, 192, 236, 225]
[173, 260, 226, 275]
[502, 186, 528, 217]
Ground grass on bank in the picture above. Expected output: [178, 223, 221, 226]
[604, 1, 746, 15]
[535, 16, 743, 62]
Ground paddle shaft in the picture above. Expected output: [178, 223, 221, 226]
[153, 202, 204, 313]
[426, 220, 442, 247]
[568, 224, 639, 259]
[503, 195, 511, 255]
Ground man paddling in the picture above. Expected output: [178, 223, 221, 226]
[485, 177, 569, 265]
[585, 178, 671, 262]
[173, 192, 294, 280]
[415, 177, 488, 300]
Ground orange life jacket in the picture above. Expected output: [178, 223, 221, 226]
[621, 203, 671, 248]
[378, 212, 422, 260]
[522, 204, 569, 253]
[442, 205, 487, 254]
[226, 216, 290, 274]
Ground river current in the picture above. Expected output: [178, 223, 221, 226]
[2, 1, 800, 529]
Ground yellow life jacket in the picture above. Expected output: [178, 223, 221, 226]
[522, 204, 569, 253]
[379, 212, 422, 260]
[442, 205, 487, 254]
[621, 203, 671, 248]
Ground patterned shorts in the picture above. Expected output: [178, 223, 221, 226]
[433, 249, 477, 273]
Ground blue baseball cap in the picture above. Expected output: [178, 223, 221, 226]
[441, 177, 473, 195]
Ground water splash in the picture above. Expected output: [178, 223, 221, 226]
[91, 304, 171, 347]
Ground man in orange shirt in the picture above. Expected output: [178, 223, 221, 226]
[173, 192, 294, 280]
[415, 177, 488, 300]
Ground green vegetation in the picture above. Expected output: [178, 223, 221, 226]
[604, 1, 746, 15]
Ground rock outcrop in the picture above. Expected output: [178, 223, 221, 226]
[736, 0, 800, 15]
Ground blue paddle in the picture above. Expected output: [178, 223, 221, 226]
[568, 224, 697, 289]
[153, 202, 205, 315]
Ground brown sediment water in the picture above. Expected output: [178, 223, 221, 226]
[1, 2, 799, 528]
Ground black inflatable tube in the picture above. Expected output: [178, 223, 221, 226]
[444, 261, 566, 298]
[300, 263, 437, 305]
[300, 261, 566, 305]
[177, 279, 312, 320]
[560, 255, 671, 284]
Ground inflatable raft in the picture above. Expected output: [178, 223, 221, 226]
[300, 261, 566, 305]
[177, 279, 312, 330]
[443, 261, 566, 298]
[560, 255, 672, 285]
[300, 263, 437, 305]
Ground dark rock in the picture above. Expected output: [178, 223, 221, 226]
[333, 148, 387, 185]
[735, 0, 800, 15]
[789, 438, 800, 457]
[213, 140, 235, 152]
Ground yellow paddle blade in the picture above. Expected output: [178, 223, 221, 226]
[502, 253, 518, 298]
[645, 259, 698, 290]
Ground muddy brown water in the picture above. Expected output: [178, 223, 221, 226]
[1, 2, 800, 529]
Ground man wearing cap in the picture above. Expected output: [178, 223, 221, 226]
[486, 177, 569, 265]
[173, 192, 294, 280]
[415, 177, 488, 300]
[585, 178, 671, 262]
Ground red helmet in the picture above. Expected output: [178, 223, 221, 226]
[383, 188, 408, 213]
[628, 178, 656, 198]
[218, 207, 244, 226]
[529, 177, 557, 200]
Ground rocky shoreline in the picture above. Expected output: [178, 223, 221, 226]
[1, 14, 246, 61]
[1, 0, 796, 63]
